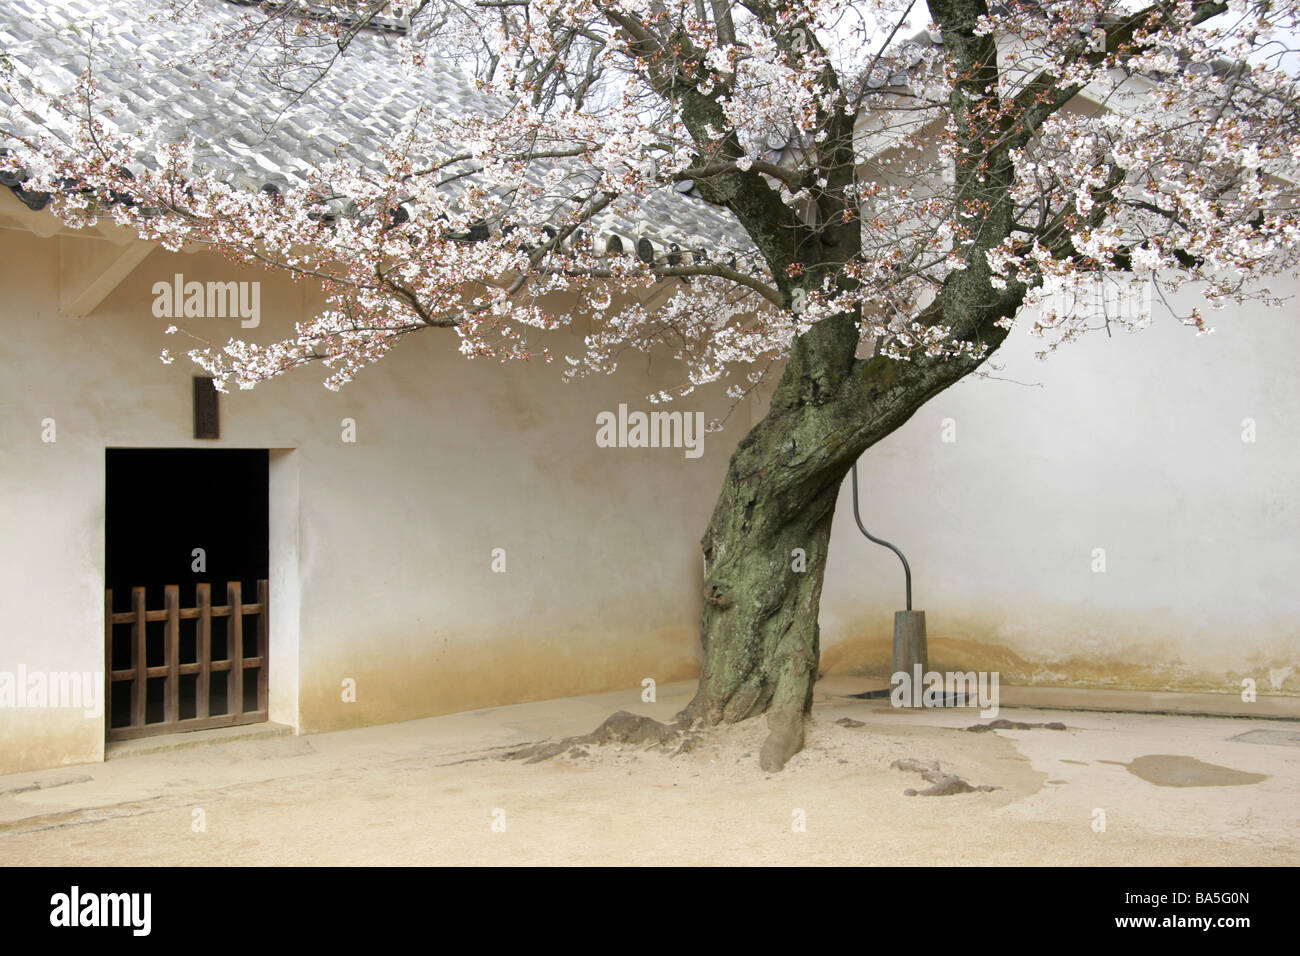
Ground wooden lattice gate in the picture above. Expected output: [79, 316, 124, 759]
[105, 581, 268, 741]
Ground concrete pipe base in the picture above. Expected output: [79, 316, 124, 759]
[893, 610, 928, 695]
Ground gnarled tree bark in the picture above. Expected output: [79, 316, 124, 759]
[680, 294, 1019, 770]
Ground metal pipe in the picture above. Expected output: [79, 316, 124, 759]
[850, 460, 912, 611]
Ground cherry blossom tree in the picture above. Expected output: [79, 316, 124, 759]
[4, 0, 1300, 768]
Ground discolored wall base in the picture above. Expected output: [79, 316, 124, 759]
[821, 610, 1299, 698]
[297, 625, 701, 733]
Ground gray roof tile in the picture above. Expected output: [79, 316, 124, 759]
[1, 0, 750, 257]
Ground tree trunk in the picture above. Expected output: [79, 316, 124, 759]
[678, 309, 1005, 771]
[673, 0, 1026, 768]
[688, 431, 843, 772]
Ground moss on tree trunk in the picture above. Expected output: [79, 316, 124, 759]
[679, 307, 1011, 770]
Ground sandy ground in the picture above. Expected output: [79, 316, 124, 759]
[1, 678, 1296, 866]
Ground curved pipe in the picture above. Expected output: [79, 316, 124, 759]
[850, 460, 912, 611]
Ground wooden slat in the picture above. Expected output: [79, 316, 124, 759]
[108, 603, 263, 625]
[196, 583, 211, 720]
[104, 589, 113, 731]
[111, 660, 263, 686]
[164, 585, 180, 722]
[132, 587, 146, 728]
[103, 579, 267, 742]
[228, 581, 243, 715]
[257, 579, 269, 713]
[107, 710, 268, 742]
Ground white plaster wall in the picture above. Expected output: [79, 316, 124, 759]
[821, 278, 1300, 697]
[0, 223, 733, 773]
[5, 214, 1296, 777]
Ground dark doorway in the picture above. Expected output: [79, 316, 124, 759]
[105, 449, 269, 739]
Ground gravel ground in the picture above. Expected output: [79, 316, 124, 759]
[1, 678, 1296, 866]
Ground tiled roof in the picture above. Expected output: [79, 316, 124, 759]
[0, 0, 751, 258]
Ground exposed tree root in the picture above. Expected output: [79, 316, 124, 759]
[758, 710, 805, 773]
[965, 719, 1067, 733]
[502, 711, 701, 764]
[890, 758, 999, 796]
